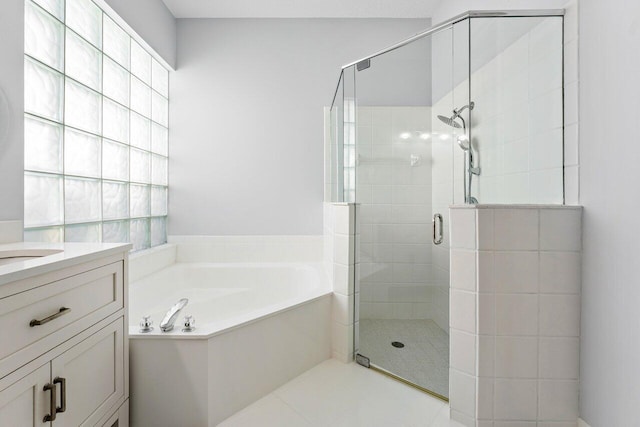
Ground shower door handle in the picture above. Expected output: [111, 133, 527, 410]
[432, 213, 443, 245]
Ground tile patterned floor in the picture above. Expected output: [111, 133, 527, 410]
[359, 319, 449, 397]
[218, 359, 463, 427]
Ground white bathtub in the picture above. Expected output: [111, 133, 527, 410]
[129, 262, 329, 338]
[128, 238, 332, 427]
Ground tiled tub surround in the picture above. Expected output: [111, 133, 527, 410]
[128, 237, 331, 426]
[323, 203, 357, 363]
[449, 205, 582, 426]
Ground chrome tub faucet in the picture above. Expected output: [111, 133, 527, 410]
[160, 298, 189, 332]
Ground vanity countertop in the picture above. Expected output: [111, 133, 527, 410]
[0, 242, 132, 288]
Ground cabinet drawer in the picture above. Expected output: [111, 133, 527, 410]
[0, 262, 123, 374]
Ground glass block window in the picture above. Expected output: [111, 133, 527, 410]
[24, 0, 169, 251]
[343, 98, 356, 202]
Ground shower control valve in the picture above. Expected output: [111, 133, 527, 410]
[139, 315, 154, 333]
[182, 315, 196, 332]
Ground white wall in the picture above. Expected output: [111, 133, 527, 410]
[104, 0, 177, 68]
[0, 0, 24, 222]
[170, 18, 430, 235]
[579, 0, 640, 425]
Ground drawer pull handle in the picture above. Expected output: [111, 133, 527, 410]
[43, 382, 57, 422]
[54, 377, 66, 414]
[30, 307, 71, 327]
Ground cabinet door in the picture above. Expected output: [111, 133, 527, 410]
[51, 319, 124, 427]
[0, 363, 51, 426]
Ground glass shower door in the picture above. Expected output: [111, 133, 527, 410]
[353, 22, 469, 399]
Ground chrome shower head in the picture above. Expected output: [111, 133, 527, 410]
[438, 102, 475, 130]
[437, 115, 462, 128]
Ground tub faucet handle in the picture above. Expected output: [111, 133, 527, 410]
[139, 315, 154, 333]
[182, 315, 196, 332]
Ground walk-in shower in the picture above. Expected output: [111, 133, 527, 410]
[327, 10, 565, 399]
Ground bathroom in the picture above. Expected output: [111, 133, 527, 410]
[0, 0, 636, 426]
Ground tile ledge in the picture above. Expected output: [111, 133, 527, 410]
[450, 204, 583, 210]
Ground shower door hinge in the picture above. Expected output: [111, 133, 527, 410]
[355, 353, 370, 368]
[356, 59, 370, 71]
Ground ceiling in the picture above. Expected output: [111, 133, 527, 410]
[161, 0, 443, 19]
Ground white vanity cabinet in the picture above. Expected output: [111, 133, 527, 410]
[0, 244, 130, 427]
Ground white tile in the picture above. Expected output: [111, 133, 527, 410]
[450, 208, 477, 250]
[334, 233, 355, 265]
[493, 379, 537, 420]
[564, 123, 579, 166]
[494, 422, 535, 427]
[477, 377, 494, 420]
[538, 380, 579, 421]
[334, 204, 355, 235]
[451, 290, 476, 334]
[540, 209, 582, 251]
[332, 293, 354, 326]
[538, 423, 577, 427]
[539, 337, 580, 379]
[477, 209, 494, 250]
[495, 294, 538, 336]
[477, 251, 495, 293]
[539, 294, 581, 337]
[477, 294, 495, 335]
[564, 81, 579, 126]
[529, 49, 563, 99]
[564, 166, 580, 205]
[563, 1, 578, 43]
[493, 251, 538, 294]
[495, 337, 538, 379]
[218, 394, 312, 427]
[530, 128, 563, 170]
[431, 405, 467, 427]
[539, 252, 581, 294]
[450, 410, 475, 427]
[333, 262, 354, 295]
[450, 369, 476, 418]
[273, 359, 445, 427]
[531, 168, 564, 205]
[331, 321, 354, 360]
[324, 234, 334, 265]
[478, 335, 495, 378]
[493, 209, 538, 251]
[451, 250, 477, 291]
[450, 329, 476, 375]
[502, 140, 529, 175]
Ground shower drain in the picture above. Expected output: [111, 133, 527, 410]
[391, 341, 405, 348]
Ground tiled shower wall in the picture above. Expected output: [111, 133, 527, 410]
[471, 17, 564, 204]
[355, 106, 447, 329]
[431, 16, 569, 207]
